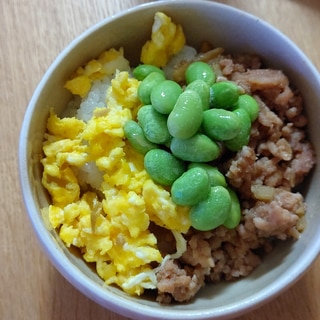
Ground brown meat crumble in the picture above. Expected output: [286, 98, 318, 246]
[155, 51, 316, 304]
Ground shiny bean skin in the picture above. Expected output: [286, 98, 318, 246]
[202, 108, 241, 141]
[190, 186, 231, 231]
[223, 187, 241, 229]
[210, 81, 240, 109]
[137, 105, 171, 144]
[167, 90, 203, 139]
[150, 80, 183, 114]
[224, 108, 251, 151]
[137, 71, 166, 105]
[235, 94, 259, 122]
[123, 120, 158, 155]
[144, 149, 186, 186]
[133, 64, 165, 81]
[185, 61, 216, 86]
[171, 167, 210, 206]
[186, 79, 210, 111]
[188, 163, 227, 187]
[170, 133, 221, 162]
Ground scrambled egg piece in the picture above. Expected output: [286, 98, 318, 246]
[141, 12, 186, 67]
[64, 48, 130, 97]
[41, 46, 191, 296]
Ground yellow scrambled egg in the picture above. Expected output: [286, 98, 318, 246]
[41, 13, 191, 296]
[141, 11, 186, 67]
[64, 48, 130, 98]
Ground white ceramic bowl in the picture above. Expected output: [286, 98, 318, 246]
[19, 1, 320, 319]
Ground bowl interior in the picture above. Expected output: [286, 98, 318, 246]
[19, 1, 320, 319]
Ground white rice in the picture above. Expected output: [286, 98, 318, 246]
[76, 76, 113, 122]
[163, 45, 197, 79]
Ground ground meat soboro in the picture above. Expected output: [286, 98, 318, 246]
[155, 52, 316, 304]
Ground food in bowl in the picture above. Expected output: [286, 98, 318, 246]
[40, 11, 315, 304]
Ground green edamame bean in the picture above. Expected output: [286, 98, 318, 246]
[188, 163, 227, 187]
[186, 79, 210, 111]
[150, 80, 183, 114]
[138, 71, 166, 104]
[144, 149, 186, 186]
[167, 90, 203, 139]
[224, 108, 252, 152]
[170, 133, 221, 162]
[133, 64, 165, 81]
[210, 81, 240, 109]
[123, 120, 158, 155]
[223, 187, 241, 229]
[190, 186, 231, 231]
[202, 108, 241, 141]
[185, 61, 216, 86]
[137, 105, 171, 144]
[171, 167, 210, 206]
[235, 94, 259, 122]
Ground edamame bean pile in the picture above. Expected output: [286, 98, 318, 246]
[124, 61, 259, 232]
[41, 12, 316, 304]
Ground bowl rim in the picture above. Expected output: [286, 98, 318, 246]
[18, 1, 320, 319]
